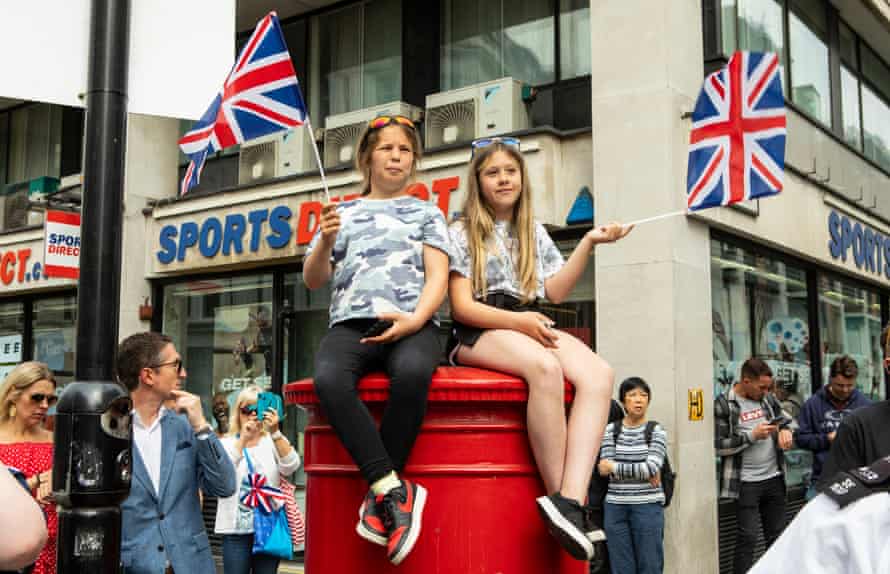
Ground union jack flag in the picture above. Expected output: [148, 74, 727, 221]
[178, 12, 308, 196]
[686, 51, 786, 212]
[240, 472, 288, 513]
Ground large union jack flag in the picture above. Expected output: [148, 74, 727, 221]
[178, 12, 308, 196]
[686, 51, 786, 212]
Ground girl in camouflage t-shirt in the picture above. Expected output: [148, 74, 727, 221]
[447, 138, 632, 563]
[303, 116, 450, 565]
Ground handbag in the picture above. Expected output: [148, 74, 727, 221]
[241, 449, 293, 560]
[279, 477, 306, 549]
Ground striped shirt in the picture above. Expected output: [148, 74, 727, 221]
[600, 421, 667, 505]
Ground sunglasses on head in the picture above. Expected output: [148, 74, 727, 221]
[368, 115, 416, 131]
[470, 136, 521, 158]
[30, 393, 58, 407]
[240, 404, 258, 416]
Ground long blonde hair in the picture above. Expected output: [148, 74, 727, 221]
[461, 143, 537, 301]
[0, 362, 55, 424]
[228, 385, 262, 437]
[354, 121, 423, 196]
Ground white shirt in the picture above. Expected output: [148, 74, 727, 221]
[132, 407, 167, 495]
[750, 492, 890, 574]
[214, 434, 301, 535]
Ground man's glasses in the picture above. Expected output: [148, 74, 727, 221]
[368, 115, 416, 131]
[470, 136, 520, 158]
[152, 359, 184, 374]
[240, 404, 258, 416]
[30, 393, 58, 407]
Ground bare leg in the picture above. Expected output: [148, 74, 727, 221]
[548, 331, 615, 502]
[456, 329, 567, 493]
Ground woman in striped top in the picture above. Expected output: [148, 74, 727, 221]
[597, 377, 667, 574]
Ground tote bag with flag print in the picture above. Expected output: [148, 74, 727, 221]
[241, 449, 293, 560]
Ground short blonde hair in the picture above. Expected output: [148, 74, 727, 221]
[228, 385, 262, 437]
[0, 362, 55, 423]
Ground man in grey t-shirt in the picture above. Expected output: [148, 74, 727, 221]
[715, 358, 793, 574]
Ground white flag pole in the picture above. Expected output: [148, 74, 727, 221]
[623, 209, 687, 227]
[303, 116, 331, 204]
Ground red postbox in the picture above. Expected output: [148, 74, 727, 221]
[284, 366, 588, 574]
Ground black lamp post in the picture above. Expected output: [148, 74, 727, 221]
[52, 0, 131, 571]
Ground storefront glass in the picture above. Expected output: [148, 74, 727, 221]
[162, 275, 274, 428]
[0, 302, 24, 380]
[710, 239, 813, 489]
[32, 295, 77, 386]
[818, 274, 885, 401]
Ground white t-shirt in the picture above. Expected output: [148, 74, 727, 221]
[214, 434, 301, 535]
[749, 492, 890, 574]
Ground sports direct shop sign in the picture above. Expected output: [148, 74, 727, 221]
[152, 177, 460, 273]
[44, 211, 82, 279]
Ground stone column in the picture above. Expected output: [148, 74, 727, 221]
[590, 3, 719, 573]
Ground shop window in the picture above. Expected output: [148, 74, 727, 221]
[839, 22, 862, 150]
[559, 0, 591, 81]
[32, 296, 77, 387]
[788, 0, 831, 126]
[817, 274, 885, 401]
[308, 0, 402, 121]
[710, 239, 813, 489]
[440, 0, 555, 91]
[0, 302, 25, 381]
[861, 45, 890, 172]
[162, 275, 274, 427]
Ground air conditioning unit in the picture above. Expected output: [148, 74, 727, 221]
[238, 128, 315, 185]
[323, 102, 422, 168]
[425, 77, 530, 149]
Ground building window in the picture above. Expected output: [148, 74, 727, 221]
[32, 296, 77, 386]
[710, 239, 813, 489]
[559, 0, 591, 80]
[818, 275, 885, 401]
[788, 0, 830, 126]
[6, 103, 62, 185]
[723, 0, 786, 87]
[839, 22, 862, 150]
[440, 0, 556, 91]
[163, 275, 275, 427]
[309, 0, 402, 120]
[0, 302, 25, 381]
[861, 45, 890, 172]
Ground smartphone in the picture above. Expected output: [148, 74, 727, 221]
[362, 320, 394, 338]
[767, 415, 789, 426]
[256, 392, 284, 420]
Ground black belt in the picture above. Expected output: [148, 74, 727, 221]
[483, 292, 539, 311]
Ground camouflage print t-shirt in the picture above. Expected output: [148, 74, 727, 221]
[307, 195, 451, 326]
[448, 219, 564, 300]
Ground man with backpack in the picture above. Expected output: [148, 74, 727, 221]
[715, 358, 793, 574]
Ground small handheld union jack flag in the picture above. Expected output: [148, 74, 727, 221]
[178, 12, 308, 196]
[686, 51, 786, 212]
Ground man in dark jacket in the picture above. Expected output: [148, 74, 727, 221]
[797, 355, 871, 498]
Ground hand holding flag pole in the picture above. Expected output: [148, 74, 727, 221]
[621, 51, 786, 228]
[178, 12, 330, 203]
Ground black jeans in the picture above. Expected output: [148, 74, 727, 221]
[313, 320, 441, 485]
[733, 475, 786, 574]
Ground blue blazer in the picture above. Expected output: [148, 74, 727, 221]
[121, 411, 236, 574]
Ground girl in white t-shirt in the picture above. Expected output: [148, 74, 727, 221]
[448, 137, 631, 563]
[215, 386, 300, 574]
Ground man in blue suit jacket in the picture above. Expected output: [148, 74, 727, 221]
[117, 332, 237, 574]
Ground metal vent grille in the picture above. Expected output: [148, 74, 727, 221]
[323, 122, 365, 168]
[425, 99, 475, 148]
[238, 141, 277, 184]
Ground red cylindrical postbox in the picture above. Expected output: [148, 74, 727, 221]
[284, 366, 588, 574]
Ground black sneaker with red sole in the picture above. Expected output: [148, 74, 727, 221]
[356, 489, 388, 546]
[381, 479, 427, 565]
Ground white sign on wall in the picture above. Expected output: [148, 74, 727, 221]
[0, 334, 23, 364]
[0, 0, 235, 120]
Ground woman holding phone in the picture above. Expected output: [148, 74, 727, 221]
[303, 115, 450, 565]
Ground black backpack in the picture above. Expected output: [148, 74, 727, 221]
[589, 420, 676, 508]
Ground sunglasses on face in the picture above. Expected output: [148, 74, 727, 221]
[368, 115, 416, 131]
[152, 358, 184, 373]
[30, 393, 58, 407]
[240, 404, 258, 416]
[470, 136, 521, 158]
